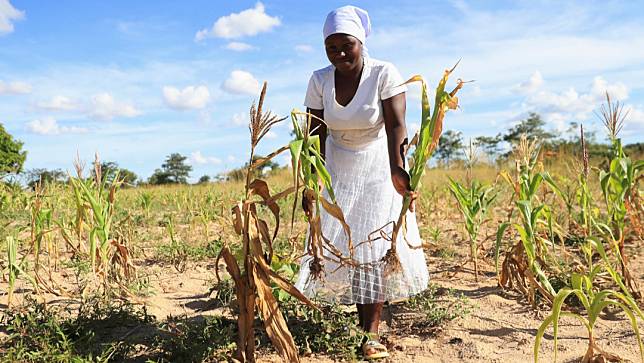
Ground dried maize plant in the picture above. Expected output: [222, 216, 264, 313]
[595, 92, 643, 300]
[71, 154, 88, 245]
[67, 154, 134, 292]
[448, 140, 497, 282]
[24, 180, 66, 296]
[381, 63, 465, 274]
[289, 109, 354, 282]
[216, 82, 319, 363]
[576, 125, 599, 272]
[28, 181, 53, 274]
[576, 125, 593, 232]
[495, 135, 564, 305]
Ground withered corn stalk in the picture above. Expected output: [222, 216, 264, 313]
[382, 63, 465, 274]
[217, 83, 319, 363]
[67, 154, 135, 293]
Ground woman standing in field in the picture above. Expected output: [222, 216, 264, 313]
[295, 5, 429, 359]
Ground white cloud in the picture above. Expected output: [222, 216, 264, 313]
[222, 70, 260, 95]
[227, 155, 236, 162]
[195, 2, 280, 41]
[90, 93, 140, 121]
[225, 41, 255, 51]
[0, 0, 24, 35]
[26, 117, 87, 135]
[521, 75, 631, 130]
[163, 85, 210, 110]
[589, 76, 628, 101]
[365, 2, 644, 103]
[198, 108, 214, 124]
[515, 71, 543, 94]
[264, 130, 277, 139]
[294, 44, 314, 54]
[191, 151, 221, 165]
[625, 106, 644, 131]
[232, 112, 247, 126]
[0, 79, 31, 94]
[36, 95, 78, 111]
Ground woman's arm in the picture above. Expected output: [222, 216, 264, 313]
[383, 93, 417, 211]
[383, 93, 407, 172]
[308, 108, 326, 159]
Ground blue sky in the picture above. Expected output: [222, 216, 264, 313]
[1, 0, 643, 182]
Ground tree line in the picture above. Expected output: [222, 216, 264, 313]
[434, 112, 643, 167]
[2, 113, 642, 187]
[1, 123, 281, 187]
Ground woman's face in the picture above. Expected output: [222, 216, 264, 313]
[324, 33, 362, 72]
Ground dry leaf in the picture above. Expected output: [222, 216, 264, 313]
[249, 179, 280, 241]
[320, 196, 353, 255]
[253, 263, 300, 363]
[232, 203, 243, 235]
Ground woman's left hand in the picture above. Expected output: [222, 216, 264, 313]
[391, 166, 418, 212]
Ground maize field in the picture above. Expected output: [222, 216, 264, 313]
[0, 76, 643, 363]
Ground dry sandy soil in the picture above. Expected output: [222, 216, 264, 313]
[3, 242, 641, 363]
[267, 250, 644, 363]
[2, 195, 643, 363]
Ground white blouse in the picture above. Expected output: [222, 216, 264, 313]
[304, 57, 406, 149]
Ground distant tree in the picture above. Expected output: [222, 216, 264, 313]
[0, 123, 27, 178]
[213, 173, 229, 182]
[624, 142, 644, 157]
[227, 168, 245, 182]
[95, 161, 138, 185]
[474, 134, 503, 161]
[148, 153, 192, 185]
[226, 154, 280, 181]
[119, 168, 139, 186]
[435, 130, 463, 166]
[26, 168, 66, 189]
[502, 112, 555, 145]
[198, 175, 211, 184]
[256, 155, 280, 175]
[147, 169, 169, 185]
[567, 121, 597, 145]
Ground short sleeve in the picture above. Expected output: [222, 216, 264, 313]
[304, 73, 324, 110]
[379, 63, 407, 100]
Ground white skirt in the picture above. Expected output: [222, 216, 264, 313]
[295, 135, 429, 304]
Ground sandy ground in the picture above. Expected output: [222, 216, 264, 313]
[2, 243, 642, 363]
[276, 252, 644, 363]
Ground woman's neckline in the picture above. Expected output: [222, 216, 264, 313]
[332, 57, 368, 108]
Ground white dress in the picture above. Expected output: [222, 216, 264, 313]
[295, 57, 429, 304]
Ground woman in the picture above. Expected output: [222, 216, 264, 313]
[295, 5, 429, 359]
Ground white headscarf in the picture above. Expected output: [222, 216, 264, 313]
[323, 5, 371, 47]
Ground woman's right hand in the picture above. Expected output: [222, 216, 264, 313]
[391, 166, 417, 212]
